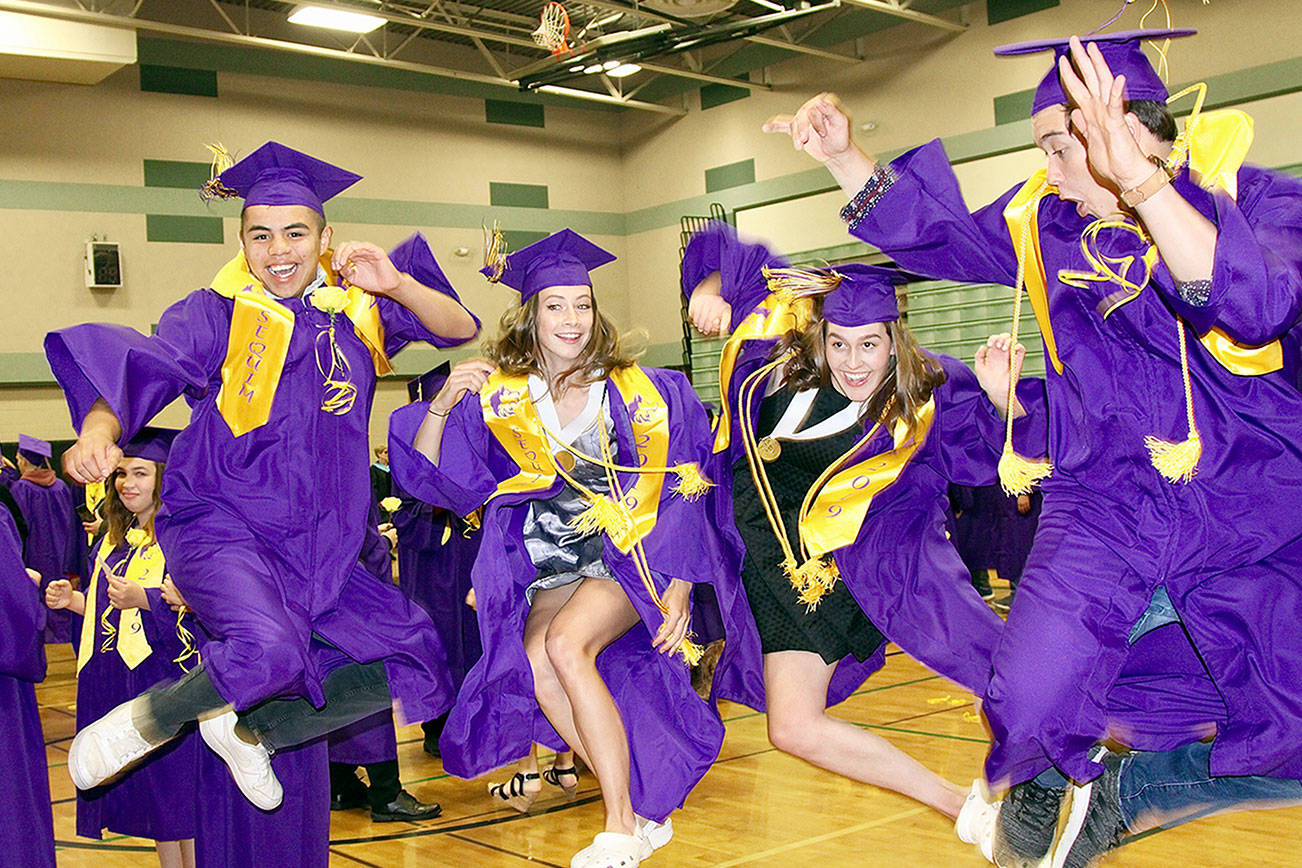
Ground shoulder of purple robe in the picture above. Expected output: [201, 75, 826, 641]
[680, 223, 789, 332]
[1150, 165, 1302, 345]
[0, 510, 45, 682]
[921, 354, 1004, 487]
[850, 139, 1021, 289]
[43, 289, 226, 441]
[388, 397, 497, 515]
[374, 289, 480, 357]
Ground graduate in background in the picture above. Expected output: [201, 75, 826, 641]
[0, 504, 55, 868]
[684, 223, 1024, 822]
[45, 143, 475, 845]
[10, 433, 85, 642]
[389, 229, 758, 868]
[47, 427, 199, 868]
[767, 27, 1302, 868]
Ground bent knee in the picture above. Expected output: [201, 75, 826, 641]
[543, 624, 598, 679]
[767, 711, 824, 759]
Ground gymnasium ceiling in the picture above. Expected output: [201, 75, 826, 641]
[0, 0, 969, 113]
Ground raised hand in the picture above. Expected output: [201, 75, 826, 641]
[1058, 37, 1158, 191]
[64, 429, 123, 484]
[687, 277, 732, 336]
[763, 93, 854, 163]
[332, 241, 402, 296]
[45, 578, 72, 609]
[430, 359, 496, 416]
[974, 332, 1026, 419]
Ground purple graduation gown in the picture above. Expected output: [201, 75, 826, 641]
[74, 537, 199, 841]
[44, 287, 457, 724]
[389, 366, 759, 823]
[10, 473, 85, 642]
[0, 508, 55, 868]
[851, 140, 1302, 786]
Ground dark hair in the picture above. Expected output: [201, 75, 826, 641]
[1125, 99, 1177, 143]
[239, 206, 327, 233]
[485, 291, 636, 390]
[772, 298, 946, 441]
[104, 460, 164, 548]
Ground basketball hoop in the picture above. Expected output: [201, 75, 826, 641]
[532, 1, 571, 55]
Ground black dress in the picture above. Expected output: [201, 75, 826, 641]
[732, 386, 885, 664]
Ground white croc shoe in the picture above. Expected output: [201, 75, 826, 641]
[68, 695, 167, 790]
[636, 815, 674, 851]
[570, 832, 653, 868]
[198, 709, 283, 810]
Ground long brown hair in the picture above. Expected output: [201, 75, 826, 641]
[103, 460, 164, 549]
[484, 291, 637, 390]
[773, 299, 945, 440]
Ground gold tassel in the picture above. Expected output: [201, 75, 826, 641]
[791, 556, 840, 612]
[1144, 431, 1202, 483]
[998, 447, 1053, 496]
[670, 463, 713, 501]
[676, 638, 704, 666]
[482, 220, 508, 283]
[200, 142, 239, 202]
[762, 265, 842, 302]
[571, 495, 636, 540]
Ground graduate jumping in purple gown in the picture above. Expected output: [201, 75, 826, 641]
[10, 433, 86, 643]
[46, 427, 200, 868]
[683, 222, 1025, 823]
[44, 143, 476, 833]
[767, 26, 1302, 868]
[390, 228, 757, 868]
[0, 506, 56, 868]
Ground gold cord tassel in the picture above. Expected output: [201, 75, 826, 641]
[482, 220, 508, 283]
[790, 556, 841, 612]
[200, 143, 239, 202]
[570, 494, 636, 540]
[762, 265, 842, 304]
[999, 180, 1053, 495]
[677, 639, 705, 666]
[173, 610, 202, 673]
[1145, 319, 1202, 482]
[670, 463, 713, 500]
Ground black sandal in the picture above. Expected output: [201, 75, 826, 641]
[542, 765, 580, 799]
[488, 771, 540, 813]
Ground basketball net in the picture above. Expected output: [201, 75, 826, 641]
[532, 1, 571, 55]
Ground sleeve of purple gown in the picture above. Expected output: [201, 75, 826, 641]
[140, 586, 176, 652]
[850, 140, 1021, 289]
[1010, 376, 1049, 458]
[680, 221, 789, 332]
[43, 290, 226, 439]
[375, 291, 480, 357]
[925, 355, 1006, 487]
[388, 398, 498, 515]
[1150, 170, 1302, 345]
[0, 510, 45, 683]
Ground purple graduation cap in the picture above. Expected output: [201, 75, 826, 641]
[389, 233, 464, 303]
[16, 434, 51, 464]
[407, 362, 451, 404]
[120, 427, 179, 464]
[994, 28, 1196, 116]
[205, 141, 361, 214]
[821, 263, 912, 327]
[481, 228, 616, 302]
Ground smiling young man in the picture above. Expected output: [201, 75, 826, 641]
[43, 142, 478, 859]
[767, 28, 1302, 868]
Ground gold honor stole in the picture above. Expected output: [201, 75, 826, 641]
[1004, 117, 1280, 379]
[210, 251, 393, 437]
[713, 291, 816, 454]
[480, 365, 671, 553]
[798, 398, 934, 558]
[76, 541, 166, 673]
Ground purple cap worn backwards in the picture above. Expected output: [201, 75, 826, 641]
[120, 427, 178, 464]
[821, 263, 912, 328]
[209, 141, 361, 214]
[407, 362, 451, 403]
[994, 29, 1196, 116]
[482, 229, 616, 302]
[17, 434, 51, 463]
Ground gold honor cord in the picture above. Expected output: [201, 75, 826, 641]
[314, 315, 358, 416]
[1000, 173, 1056, 495]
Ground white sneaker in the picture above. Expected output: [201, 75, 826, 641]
[955, 779, 1002, 863]
[635, 815, 674, 850]
[198, 709, 283, 810]
[68, 696, 167, 790]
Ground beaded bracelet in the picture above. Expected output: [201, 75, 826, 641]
[839, 165, 898, 229]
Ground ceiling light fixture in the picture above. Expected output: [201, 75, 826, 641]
[582, 63, 604, 74]
[602, 60, 621, 71]
[287, 5, 386, 34]
[607, 63, 642, 77]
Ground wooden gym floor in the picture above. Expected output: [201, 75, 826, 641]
[38, 612, 1302, 866]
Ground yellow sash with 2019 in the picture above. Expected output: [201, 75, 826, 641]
[479, 365, 670, 553]
[210, 251, 392, 437]
[76, 541, 166, 673]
